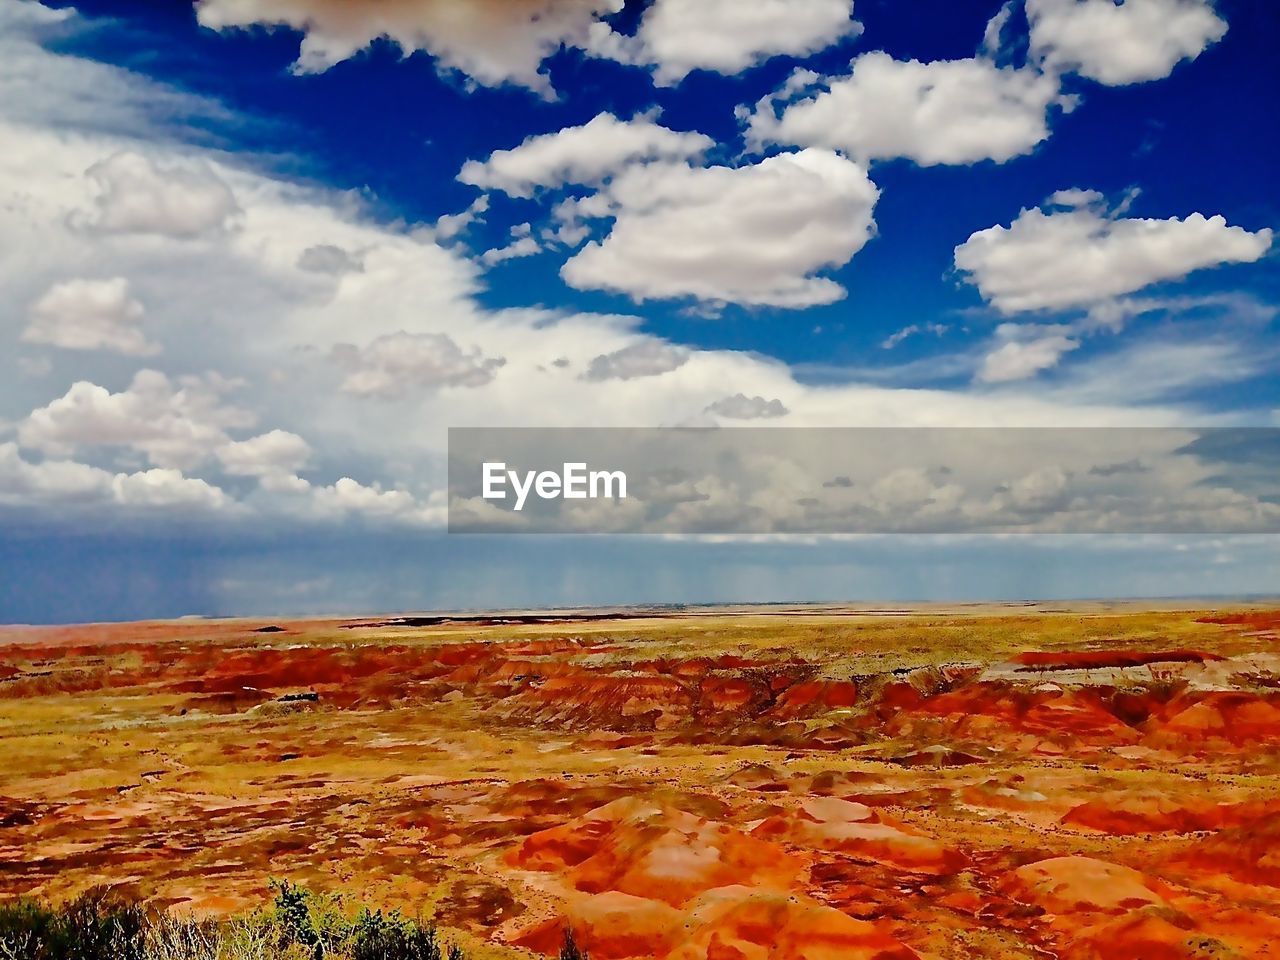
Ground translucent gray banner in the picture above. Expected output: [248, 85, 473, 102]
[447, 428, 1280, 535]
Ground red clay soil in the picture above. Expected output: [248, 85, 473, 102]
[2, 607, 1280, 959]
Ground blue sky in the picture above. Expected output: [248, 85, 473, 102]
[1, 0, 1278, 622]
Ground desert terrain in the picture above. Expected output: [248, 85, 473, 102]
[2, 603, 1279, 959]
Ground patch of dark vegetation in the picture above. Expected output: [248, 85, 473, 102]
[0, 890, 145, 960]
[271, 881, 464, 960]
[1011, 649, 1223, 672]
[0, 882, 470, 960]
[342, 611, 672, 629]
[277, 691, 321, 703]
[560, 927, 589, 960]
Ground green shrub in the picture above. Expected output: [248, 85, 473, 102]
[0, 898, 56, 960]
[0, 886, 466, 960]
[270, 881, 325, 959]
[348, 909, 442, 960]
[0, 890, 145, 960]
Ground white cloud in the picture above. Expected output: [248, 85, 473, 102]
[1046, 187, 1104, 208]
[955, 194, 1273, 314]
[1028, 0, 1227, 86]
[882, 323, 949, 349]
[22, 277, 159, 356]
[0, 1, 233, 139]
[0, 442, 227, 513]
[974, 293, 1278, 386]
[81, 151, 240, 239]
[588, 0, 859, 86]
[480, 223, 541, 266]
[547, 193, 614, 247]
[110, 468, 229, 511]
[583, 340, 690, 381]
[978, 325, 1080, 383]
[561, 149, 879, 307]
[312, 476, 413, 515]
[706, 394, 789, 419]
[432, 195, 489, 241]
[308, 476, 445, 527]
[0, 441, 113, 506]
[216, 429, 312, 478]
[330, 332, 507, 398]
[18, 370, 254, 471]
[194, 0, 623, 94]
[2, 1, 1261, 541]
[1045, 335, 1273, 407]
[747, 52, 1066, 165]
[481, 235, 540, 266]
[459, 112, 713, 198]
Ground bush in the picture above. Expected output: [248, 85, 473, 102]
[144, 913, 223, 960]
[349, 909, 442, 960]
[0, 890, 146, 960]
[0, 898, 55, 960]
[267, 882, 466, 960]
[0, 886, 466, 960]
[270, 881, 325, 958]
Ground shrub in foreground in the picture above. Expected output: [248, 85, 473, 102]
[0, 891, 145, 960]
[0, 884, 468, 960]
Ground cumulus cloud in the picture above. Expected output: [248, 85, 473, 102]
[432, 195, 489, 241]
[955, 194, 1273, 314]
[562, 149, 879, 307]
[587, 0, 859, 86]
[978, 325, 1081, 383]
[547, 193, 615, 247]
[18, 370, 255, 471]
[706, 394, 789, 419]
[4, 0, 1262, 543]
[0, 442, 227, 513]
[216, 429, 312, 478]
[22, 277, 159, 356]
[747, 53, 1066, 165]
[1028, 0, 1227, 86]
[330, 332, 506, 398]
[81, 151, 240, 239]
[312, 476, 413, 515]
[110, 468, 229, 510]
[459, 112, 713, 198]
[583, 340, 690, 381]
[0, 441, 114, 506]
[195, 0, 623, 94]
[309, 477, 445, 527]
[480, 223, 541, 266]
[480, 236, 540, 266]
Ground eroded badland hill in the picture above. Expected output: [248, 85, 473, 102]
[2, 604, 1280, 959]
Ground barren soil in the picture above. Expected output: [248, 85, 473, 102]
[2, 603, 1279, 959]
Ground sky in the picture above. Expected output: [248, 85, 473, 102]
[0, 0, 1278, 623]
